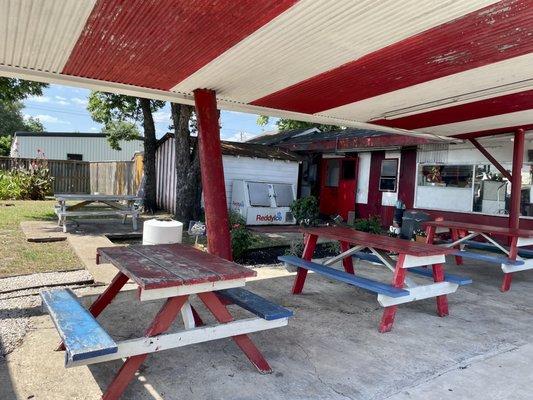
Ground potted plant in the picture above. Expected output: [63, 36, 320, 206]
[413, 229, 427, 243]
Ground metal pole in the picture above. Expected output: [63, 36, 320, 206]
[193, 89, 232, 260]
[509, 128, 525, 230]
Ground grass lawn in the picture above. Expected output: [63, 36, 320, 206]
[0, 200, 81, 278]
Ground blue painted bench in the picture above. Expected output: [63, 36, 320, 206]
[217, 288, 293, 321]
[350, 251, 472, 285]
[451, 250, 524, 266]
[278, 255, 409, 298]
[40, 288, 117, 364]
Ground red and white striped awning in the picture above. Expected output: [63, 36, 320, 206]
[0, 0, 531, 138]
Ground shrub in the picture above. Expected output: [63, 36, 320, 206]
[0, 161, 53, 200]
[290, 195, 319, 226]
[228, 211, 255, 261]
[351, 216, 382, 234]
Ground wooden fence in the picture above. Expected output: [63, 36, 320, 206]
[0, 156, 138, 195]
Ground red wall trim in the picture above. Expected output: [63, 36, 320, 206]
[251, 0, 532, 114]
[452, 124, 533, 140]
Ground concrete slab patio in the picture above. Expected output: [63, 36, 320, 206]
[1, 257, 532, 400]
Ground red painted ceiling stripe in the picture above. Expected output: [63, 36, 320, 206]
[62, 0, 297, 90]
[251, 0, 533, 114]
[370, 90, 533, 129]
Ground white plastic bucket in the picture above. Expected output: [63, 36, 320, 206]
[142, 218, 183, 245]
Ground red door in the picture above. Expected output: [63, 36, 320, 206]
[319, 157, 358, 220]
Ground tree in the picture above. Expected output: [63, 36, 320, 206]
[100, 120, 141, 151]
[0, 78, 48, 103]
[87, 92, 164, 212]
[257, 115, 340, 132]
[170, 103, 201, 224]
[0, 101, 44, 156]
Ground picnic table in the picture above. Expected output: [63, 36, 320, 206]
[40, 243, 292, 400]
[424, 220, 533, 291]
[279, 226, 471, 333]
[54, 194, 141, 232]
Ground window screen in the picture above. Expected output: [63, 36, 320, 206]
[272, 184, 294, 207]
[325, 159, 340, 187]
[247, 182, 271, 207]
[379, 159, 398, 192]
[67, 153, 83, 161]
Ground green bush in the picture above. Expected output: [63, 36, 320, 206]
[0, 162, 53, 200]
[228, 211, 255, 261]
[351, 216, 382, 234]
[290, 195, 319, 226]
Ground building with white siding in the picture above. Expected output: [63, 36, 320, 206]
[10, 132, 143, 161]
[155, 133, 301, 215]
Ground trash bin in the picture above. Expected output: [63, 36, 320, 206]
[400, 210, 431, 240]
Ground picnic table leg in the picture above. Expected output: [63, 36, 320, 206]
[102, 295, 189, 400]
[432, 263, 449, 317]
[339, 241, 355, 274]
[292, 234, 318, 294]
[379, 254, 407, 333]
[451, 229, 463, 265]
[198, 291, 272, 373]
[501, 236, 519, 292]
[56, 271, 129, 351]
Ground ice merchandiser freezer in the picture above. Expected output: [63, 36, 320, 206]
[231, 180, 296, 225]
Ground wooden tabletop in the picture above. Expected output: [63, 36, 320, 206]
[300, 226, 455, 257]
[55, 194, 141, 201]
[97, 243, 256, 290]
[423, 220, 533, 238]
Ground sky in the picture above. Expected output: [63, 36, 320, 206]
[22, 84, 278, 142]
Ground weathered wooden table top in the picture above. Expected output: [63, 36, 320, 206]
[300, 226, 455, 257]
[55, 194, 141, 202]
[424, 220, 533, 238]
[97, 243, 256, 289]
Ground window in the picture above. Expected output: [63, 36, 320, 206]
[272, 184, 294, 207]
[325, 159, 340, 187]
[379, 159, 398, 192]
[67, 153, 83, 161]
[342, 159, 356, 180]
[247, 182, 271, 207]
[418, 164, 473, 188]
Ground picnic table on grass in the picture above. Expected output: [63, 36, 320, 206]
[279, 226, 471, 333]
[54, 194, 141, 233]
[424, 220, 533, 292]
[40, 243, 292, 400]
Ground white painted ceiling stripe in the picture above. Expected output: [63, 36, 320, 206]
[0, 0, 95, 73]
[172, 0, 499, 102]
[322, 54, 533, 122]
[419, 110, 533, 135]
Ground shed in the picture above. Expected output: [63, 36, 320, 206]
[155, 133, 301, 214]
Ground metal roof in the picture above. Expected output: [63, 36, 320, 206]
[1, 0, 531, 139]
[14, 131, 142, 139]
[158, 133, 301, 162]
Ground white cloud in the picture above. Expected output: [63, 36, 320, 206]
[152, 110, 171, 123]
[27, 95, 51, 103]
[71, 97, 88, 106]
[55, 95, 67, 101]
[90, 126, 99, 132]
[223, 131, 259, 142]
[31, 114, 71, 124]
[56, 100, 70, 106]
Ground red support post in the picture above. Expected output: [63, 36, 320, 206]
[379, 254, 407, 333]
[509, 128, 525, 231]
[292, 234, 318, 294]
[432, 263, 449, 317]
[340, 241, 355, 274]
[193, 89, 232, 260]
[501, 236, 519, 292]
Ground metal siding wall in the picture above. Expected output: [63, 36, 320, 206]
[155, 137, 299, 213]
[16, 137, 143, 161]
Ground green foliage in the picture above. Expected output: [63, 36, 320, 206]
[0, 161, 53, 200]
[351, 216, 382, 234]
[284, 238, 304, 257]
[228, 211, 256, 261]
[87, 91, 164, 148]
[257, 115, 340, 132]
[0, 135, 13, 157]
[290, 196, 319, 226]
[0, 100, 44, 156]
[0, 78, 48, 103]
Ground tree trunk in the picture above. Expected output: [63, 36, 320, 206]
[140, 98, 158, 213]
[171, 102, 201, 224]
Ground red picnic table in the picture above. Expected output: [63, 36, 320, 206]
[424, 220, 533, 291]
[279, 226, 471, 333]
[40, 243, 292, 400]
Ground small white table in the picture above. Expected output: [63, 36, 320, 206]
[54, 194, 141, 232]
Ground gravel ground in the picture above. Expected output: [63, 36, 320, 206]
[0, 270, 94, 357]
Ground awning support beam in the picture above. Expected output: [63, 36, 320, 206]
[469, 138, 512, 181]
[193, 89, 232, 260]
[509, 128, 525, 230]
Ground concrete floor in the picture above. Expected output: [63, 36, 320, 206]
[1, 258, 533, 400]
